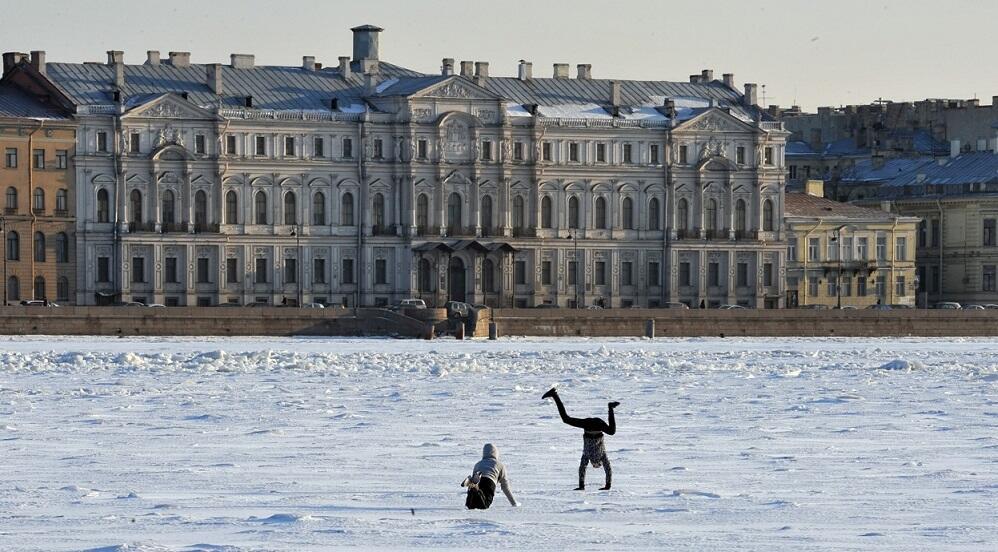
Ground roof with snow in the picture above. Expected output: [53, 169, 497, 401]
[883, 152, 998, 188]
[785, 138, 868, 157]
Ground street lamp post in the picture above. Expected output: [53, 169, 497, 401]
[291, 225, 302, 307]
[831, 224, 847, 309]
[565, 231, 579, 308]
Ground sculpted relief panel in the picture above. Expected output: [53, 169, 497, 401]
[442, 119, 472, 163]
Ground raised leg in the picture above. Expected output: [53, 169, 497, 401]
[545, 389, 588, 430]
[605, 402, 618, 436]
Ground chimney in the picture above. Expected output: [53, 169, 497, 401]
[553, 63, 569, 79]
[805, 179, 824, 197]
[950, 139, 960, 158]
[106, 50, 124, 65]
[441, 58, 454, 76]
[351, 24, 383, 74]
[338, 56, 352, 79]
[577, 64, 592, 79]
[663, 98, 677, 118]
[2, 52, 28, 75]
[610, 81, 622, 107]
[474, 61, 489, 84]
[145, 50, 160, 66]
[690, 74, 701, 84]
[244, 95, 253, 108]
[168, 51, 190, 67]
[230, 54, 254, 69]
[518, 60, 532, 81]
[701, 69, 714, 82]
[302, 56, 316, 71]
[29, 50, 45, 75]
[364, 72, 377, 95]
[112, 59, 125, 89]
[722, 73, 734, 88]
[206, 63, 223, 95]
[743, 83, 758, 106]
[459, 61, 473, 78]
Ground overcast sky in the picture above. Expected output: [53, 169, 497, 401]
[3, 0, 995, 111]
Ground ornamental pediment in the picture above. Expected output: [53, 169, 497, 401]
[676, 109, 755, 133]
[123, 94, 217, 120]
[413, 77, 501, 101]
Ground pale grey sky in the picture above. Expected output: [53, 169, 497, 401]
[3, 0, 995, 110]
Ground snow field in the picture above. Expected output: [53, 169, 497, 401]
[0, 336, 996, 551]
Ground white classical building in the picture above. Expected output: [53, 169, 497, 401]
[5, 25, 789, 308]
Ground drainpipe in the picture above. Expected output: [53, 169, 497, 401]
[935, 199, 943, 303]
[800, 218, 823, 306]
[356, 109, 367, 309]
[889, 216, 899, 304]
[27, 120, 44, 299]
[112, 102, 123, 302]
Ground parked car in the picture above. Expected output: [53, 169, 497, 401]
[719, 304, 746, 310]
[445, 300, 473, 318]
[838, 305, 858, 310]
[934, 302, 962, 310]
[799, 304, 830, 310]
[964, 304, 986, 310]
[586, 305, 603, 310]
[122, 301, 146, 307]
[867, 304, 893, 311]
[398, 298, 427, 310]
[20, 299, 58, 307]
[984, 304, 998, 309]
[663, 302, 690, 310]
[302, 302, 326, 309]
[534, 303, 559, 309]
[889, 304, 914, 309]
[146, 303, 166, 308]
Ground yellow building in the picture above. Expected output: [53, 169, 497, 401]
[784, 181, 920, 308]
[0, 84, 76, 304]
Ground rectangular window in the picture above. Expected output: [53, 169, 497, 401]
[197, 258, 210, 284]
[126, 132, 139, 153]
[595, 261, 607, 286]
[648, 262, 660, 287]
[679, 262, 691, 286]
[763, 263, 773, 287]
[827, 239, 839, 261]
[984, 265, 996, 292]
[313, 136, 325, 157]
[736, 146, 745, 164]
[481, 140, 491, 161]
[195, 134, 206, 155]
[97, 257, 110, 283]
[374, 138, 383, 159]
[596, 143, 606, 163]
[5, 147, 17, 168]
[541, 261, 552, 285]
[931, 219, 940, 247]
[542, 142, 552, 162]
[857, 237, 869, 260]
[131, 257, 145, 283]
[255, 258, 268, 284]
[788, 237, 798, 261]
[313, 258, 326, 284]
[513, 141, 523, 161]
[33, 149, 45, 169]
[737, 263, 749, 287]
[342, 138, 353, 158]
[876, 275, 887, 298]
[418, 139, 428, 159]
[895, 237, 907, 261]
[375, 259, 387, 285]
[827, 279, 837, 297]
[707, 262, 720, 287]
[918, 221, 927, 248]
[764, 146, 774, 165]
[679, 145, 688, 164]
[284, 136, 296, 156]
[876, 236, 887, 261]
[341, 258, 354, 284]
[789, 165, 798, 179]
[165, 257, 178, 283]
[284, 258, 297, 284]
[226, 258, 238, 284]
[255, 135, 266, 156]
[650, 144, 659, 165]
[808, 238, 820, 261]
[857, 276, 867, 297]
[568, 261, 578, 285]
[621, 261, 633, 286]
[808, 276, 819, 297]
[569, 142, 579, 162]
[623, 144, 632, 164]
[56, 150, 68, 169]
[985, 219, 996, 247]
[226, 135, 237, 155]
[514, 260, 526, 285]
[895, 275, 906, 297]
[842, 237, 854, 261]
[96, 131, 108, 153]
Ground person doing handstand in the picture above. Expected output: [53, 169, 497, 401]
[542, 388, 619, 490]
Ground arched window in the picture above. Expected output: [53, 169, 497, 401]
[677, 198, 689, 231]
[418, 258, 432, 292]
[162, 190, 175, 224]
[763, 199, 774, 231]
[225, 190, 238, 224]
[447, 192, 461, 231]
[541, 196, 553, 228]
[416, 193, 429, 231]
[56, 189, 68, 212]
[254, 191, 268, 225]
[373, 193, 386, 230]
[481, 195, 493, 233]
[33, 276, 45, 300]
[33, 231, 45, 262]
[649, 197, 660, 230]
[512, 195, 525, 229]
[57, 277, 69, 302]
[483, 258, 496, 293]
[194, 190, 208, 226]
[97, 189, 110, 223]
[341, 192, 354, 226]
[5, 186, 16, 210]
[705, 199, 718, 231]
[6, 231, 18, 260]
[33, 187, 44, 211]
[594, 197, 607, 229]
[735, 199, 747, 232]
[622, 197, 634, 230]
[55, 232, 69, 263]
[568, 196, 579, 229]
[312, 192, 325, 226]
[129, 189, 142, 223]
[283, 191, 297, 225]
[7, 276, 19, 301]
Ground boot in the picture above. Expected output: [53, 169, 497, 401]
[542, 388, 558, 400]
[608, 401, 620, 409]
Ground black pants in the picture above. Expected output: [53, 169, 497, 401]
[465, 477, 496, 510]
[551, 393, 615, 435]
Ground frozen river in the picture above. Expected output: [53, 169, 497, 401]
[1, 336, 996, 551]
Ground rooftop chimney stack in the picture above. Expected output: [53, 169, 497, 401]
[30, 50, 45, 75]
[518, 60, 532, 81]
[206, 63, 223, 95]
[302, 56, 316, 71]
[145, 50, 160, 66]
[107, 50, 125, 88]
[690, 74, 701, 84]
[229, 54, 254, 69]
[338, 56, 352, 79]
[743, 83, 758, 106]
[441, 58, 454, 76]
[2, 52, 28, 76]
[722, 73, 734, 88]
[950, 139, 961, 158]
[553, 63, 569, 79]
[107, 50, 124, 65]
[610, 81, 622, 107]
[168, 51, 191, 67]
[474, 61, 489, 84]
[701, 69, 714, 82]
[577, 64, 592, 79]
[663, 98, 676, 118]
[459, 61, 473, 78]
[351, 24, 383, 74]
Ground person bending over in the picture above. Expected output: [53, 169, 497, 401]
[462, 443, 519, 509]
[542, 388, 619, 490]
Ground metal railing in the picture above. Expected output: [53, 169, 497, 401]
[194, 223, 220, 234]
